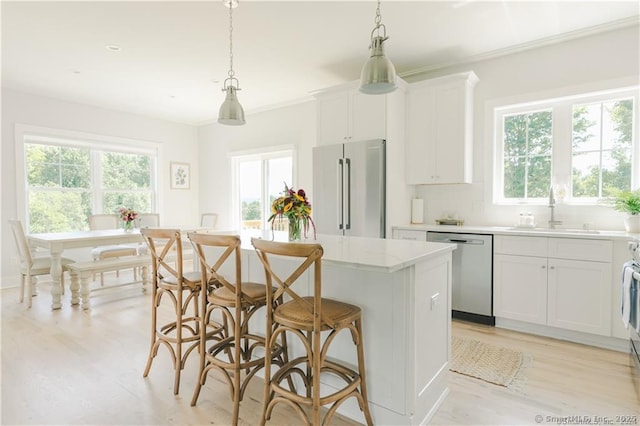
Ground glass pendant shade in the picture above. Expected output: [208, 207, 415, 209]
[218, 86, 245, 126]
[360, 36, 397, 95]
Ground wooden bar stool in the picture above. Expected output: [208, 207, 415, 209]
[188, 232, 290, 425]
[140, 228, 203, 395]
[251, 238, 373, 426]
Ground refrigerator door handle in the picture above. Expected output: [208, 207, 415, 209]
[338, 158, 344, 230]
[345, 158, 351, 230]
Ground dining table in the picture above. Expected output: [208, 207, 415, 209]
[27, 229, 144, 310]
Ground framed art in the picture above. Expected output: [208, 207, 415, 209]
[170, 162, 190, 189]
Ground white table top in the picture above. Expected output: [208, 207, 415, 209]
[28, 228, 144, 250]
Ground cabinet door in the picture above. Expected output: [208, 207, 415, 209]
[350, 91, 386, 141]
[405, 84, 437, 184]
[432, 82, 468, 184]
[547, 258, 612, 336]
[405, 72, 476, 185]
[317, 91, 349, 144]
[494, 254, 547, 324]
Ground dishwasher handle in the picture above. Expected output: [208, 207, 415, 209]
[441, 238, 485, 245]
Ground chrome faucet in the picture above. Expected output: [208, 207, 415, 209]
[548, 186, 563, 229]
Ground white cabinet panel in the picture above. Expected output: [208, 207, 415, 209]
[494, 254, 548, 324]
[405, 71, 478, 184]
[316, 87, 386, 145]
[548, 238, 612, 262]
[547, 258, 612, 336]
[494, 235, 547, 257]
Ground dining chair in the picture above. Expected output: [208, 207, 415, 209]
[188, 232, 290, 425]
[136, 213, 160, 228]
[89, 214, 138, 285]
[9, 219, 74, 308]
[200, 213, 218, 229]
[140, 227, 203, 395]
[251, 238, 374, 426]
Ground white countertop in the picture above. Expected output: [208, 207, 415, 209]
[234, 230, 456, 273]
[393, 224, 640, 241]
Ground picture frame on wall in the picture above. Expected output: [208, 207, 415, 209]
[170, 162, 190, 189]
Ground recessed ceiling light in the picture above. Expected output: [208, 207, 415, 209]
[105, 44, 122, 52]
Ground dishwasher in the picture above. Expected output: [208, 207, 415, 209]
[427, 231, 494, 325]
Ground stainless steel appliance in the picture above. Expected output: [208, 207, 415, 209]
[427, 231, 494, 325]
[626, 241, 640, 375]
[312, 139, 385, 238]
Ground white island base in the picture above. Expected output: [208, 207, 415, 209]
[239, 233, 455, 425]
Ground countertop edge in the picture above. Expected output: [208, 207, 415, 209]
[393, 224, 639, 241]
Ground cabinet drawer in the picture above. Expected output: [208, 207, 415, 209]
[393, 229, 427, 241]
[494, 235, 547, 257]
[547, 238, 612, 262]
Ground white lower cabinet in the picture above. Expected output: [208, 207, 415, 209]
[494, 235, 612, 336]
[494, 254, 548, 325]
[547, 258, 611, 336]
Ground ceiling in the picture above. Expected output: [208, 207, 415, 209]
[2, 1, 638, 126]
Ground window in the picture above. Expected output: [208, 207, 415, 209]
[572, 98, 633, 198]
[502, 109, 552, 200]
[495, 87, 638, 204]
[231, 148, 294, 230]
[20, 130, 158, 233]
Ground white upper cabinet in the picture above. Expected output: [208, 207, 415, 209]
[315, 82, 398, 145]
[405, 71, 478, 184]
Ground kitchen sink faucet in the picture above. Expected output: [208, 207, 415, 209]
[548, 186, 563, 229]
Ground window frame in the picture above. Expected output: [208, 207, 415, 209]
[15, 124, 161, 232]
[230, 145, 296, 230]
[493, 86, 639, 206]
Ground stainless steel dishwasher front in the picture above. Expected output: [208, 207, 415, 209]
[427, 231, 494, 325]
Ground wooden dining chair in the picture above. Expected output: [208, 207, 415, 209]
[89, 214, 138, 285]
[9, 219, 74, 308]
[136, 213, 160, 228]
[188, 232, 290, 425]
[140, 227, 202, 395]
[251, 238, 373, 426]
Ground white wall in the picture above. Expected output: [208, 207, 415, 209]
[197, 101, 316, 230]
[407, 25, 640, 231]
[1, 89, 199, 286]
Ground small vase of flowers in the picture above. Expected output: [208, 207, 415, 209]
[269, 184, 316, 241]
[119, 207, 138, 232]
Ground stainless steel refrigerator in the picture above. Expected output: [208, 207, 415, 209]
[312, 139, 386, 238]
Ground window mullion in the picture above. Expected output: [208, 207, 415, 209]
[552, 103, 572, 194]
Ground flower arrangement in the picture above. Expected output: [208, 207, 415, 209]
[118, 207, 138, 231]
[269, 184, 316, 240]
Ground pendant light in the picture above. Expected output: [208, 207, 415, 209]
[218, 0, 245, 125]
[359, 0, 397, 95]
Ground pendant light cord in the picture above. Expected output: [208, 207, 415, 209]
[370, 0, 387, 42]
[227, 0, 235, 80]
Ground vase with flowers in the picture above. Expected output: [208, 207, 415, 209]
[269, 184, 316, 241]
[119, 207, 138, 232]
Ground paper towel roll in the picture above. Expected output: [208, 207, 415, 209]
[411, 198, 424, 224]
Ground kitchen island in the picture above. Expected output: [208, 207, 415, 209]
[234, 231, 456, 425]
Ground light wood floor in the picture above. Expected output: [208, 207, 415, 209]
[1, 275, 639, 425]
